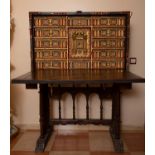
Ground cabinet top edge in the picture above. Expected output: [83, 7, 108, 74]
[29, 11, 131, 17]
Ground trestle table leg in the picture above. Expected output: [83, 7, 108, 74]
[35, 84, 53, 152]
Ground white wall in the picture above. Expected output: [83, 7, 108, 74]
[11, 0, 145, 130]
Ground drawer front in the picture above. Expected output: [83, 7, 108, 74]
[35, 60, 67, 69]
[68, 17, 91, 26]
[34, 16, 66, 27]
[92, 17, 126, 27]
[69, 60, 91, 69]
[92, 49, 125, 59]
[35, 49, 67, 59]
[92, 28, 125, 38]
[35, 38, 67, 48]
[92, 60, 125, 69]
[92, 39, 125, 48]
[35, 28, 67, 37]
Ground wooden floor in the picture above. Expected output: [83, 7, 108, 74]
[11, 130, 145, 155]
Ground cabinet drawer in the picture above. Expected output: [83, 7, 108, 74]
[35, 49, 67, 59]
[92, 17, 125, 27]
[92, 39, 125, 48]
[92, 49, 125, 59]
[35, 38, 67, 48]
[68, 17, 91, 26]
[92, 60, 125, 69]
[92, 28, 125, 38]
[35, 28, 67, 37]
[69, 60, 91, 69]
[34, 16, 66, 27]
[35, 60, 67, 69]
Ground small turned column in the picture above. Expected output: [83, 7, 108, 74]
[99, 85, 104, 120]
[86, 84, 89, 120]
[72, 93, 76, 120]
[86, 94, 89, 120]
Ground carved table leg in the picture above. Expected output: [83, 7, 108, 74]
[35, 84, 53, 152]
[110, 85, 124, 152]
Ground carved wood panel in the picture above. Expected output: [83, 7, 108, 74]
[69, 28, 91, 59]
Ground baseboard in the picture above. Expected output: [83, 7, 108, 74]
[121, 125, 145, 133]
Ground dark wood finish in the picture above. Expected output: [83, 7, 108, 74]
[110, 84, 123, 152]
[11, 11, 145, 153]
[72, 93, 76, 120]
[99, 87, 104, 120]
[35, 84, 52, 152]
[58, 86, 62, 120]
[50, 118, 112, 125]
[26, 84, 37, 89]
[12, 70, 144, 152]
[58, 96, 61, 120]
[86, 93, 89, 120]
[12, 69, 145, 84]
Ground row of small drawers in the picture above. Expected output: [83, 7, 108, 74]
[34, 38, 125, 48]
[34, 27, 126, 38]
[34, 16, 126, 27]
[35, 49, 125, 59]
[35, 59, 125, 69]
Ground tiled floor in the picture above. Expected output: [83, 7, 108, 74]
[11, 130, 145, 155]
[52, 133, 89, 151]
[123, 133, 145, 152]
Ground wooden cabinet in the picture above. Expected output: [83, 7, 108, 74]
[30, 12, 129, 70]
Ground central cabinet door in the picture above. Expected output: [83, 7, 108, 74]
[69, 28, 91, 59]
[68, 28, 91, 69]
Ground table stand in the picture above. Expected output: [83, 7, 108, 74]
[35, 83, 126, 152]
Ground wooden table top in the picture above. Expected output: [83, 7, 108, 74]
[12, 69, 145, 85]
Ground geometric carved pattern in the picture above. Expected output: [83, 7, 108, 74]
[35, 49, 67, 59]
[35, 38, 67, 48]
[92, 17, 125, 26]
[69, 60, 91, 69]
[31, 13, 128, 69]
[34, 17, 66, 27]
[92, 28, 125, 38]
[92, 39, 125, 48]
[35, 60, 67, 69]
[92, 49, 125, 59]
[92, 60, 124, 69]
[68, 17, 91, 26]
[35, 28, 67, 37]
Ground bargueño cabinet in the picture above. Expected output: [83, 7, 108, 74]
[12, 11, 145, 152]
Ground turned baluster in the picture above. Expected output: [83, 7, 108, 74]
[99, 84, 104, 120]
[72, 93, 76, 120]
[58, 85, 61, 120]
[86, 84, 89, 120]
[100, 99, 103, 120]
